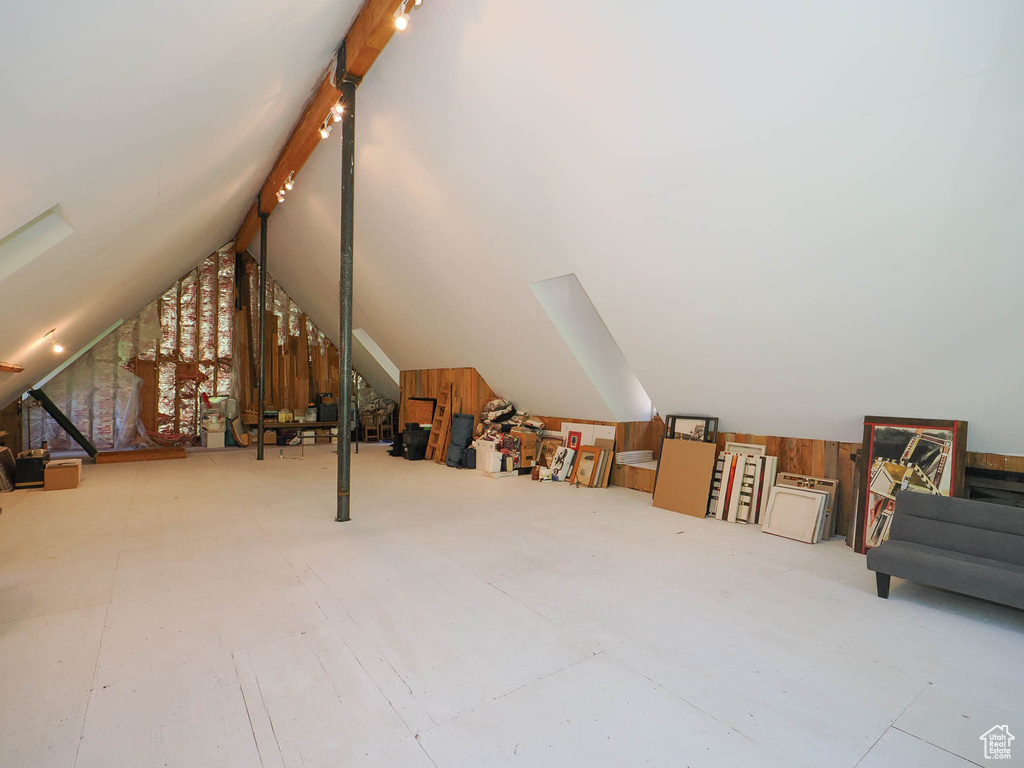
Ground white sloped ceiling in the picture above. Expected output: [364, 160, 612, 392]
[0, 0, 364, 407]
[259, 0, 1024, 451]
[5, 0, 1024, 453]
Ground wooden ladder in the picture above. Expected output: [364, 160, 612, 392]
[435, 395, 462, 464]
[425, 384, 452, 461]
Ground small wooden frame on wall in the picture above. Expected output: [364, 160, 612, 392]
[856, 416, 968, 554]
[663, 415, 719, 443]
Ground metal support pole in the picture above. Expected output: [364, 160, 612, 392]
[257, 194, 269, 461]
[337, 74, 357, 522]
[28, 389, 98, 457]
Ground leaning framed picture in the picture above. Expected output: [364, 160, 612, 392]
[570, 446, 601, 486]
[567, 431, 582, 451]
[663, 415, 719, 444]
[856, 416, 967, 554]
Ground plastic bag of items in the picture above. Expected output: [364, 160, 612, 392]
[482, 398, 516, 424]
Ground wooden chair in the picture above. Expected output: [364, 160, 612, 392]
[379, 414, 393, 441]
[362, 413, 381, 442]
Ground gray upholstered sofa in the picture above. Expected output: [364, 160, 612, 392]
[866, 492, 1024, 610]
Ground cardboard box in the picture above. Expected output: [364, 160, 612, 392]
[315, 429, 331, 445]
[474, 441, 503, 474]
[44, 459, 81, 491]
[15, 449, 50, 488]
[263, 430, 278, 445]
[205, 431, 225, 449]
[510, 428, 540, 467]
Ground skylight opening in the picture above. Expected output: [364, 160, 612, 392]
[0, 205, 74, 283]
[530, 273, 652, 422]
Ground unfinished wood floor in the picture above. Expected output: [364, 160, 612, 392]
[1, 445, 1021, 767]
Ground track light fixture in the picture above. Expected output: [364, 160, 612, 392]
[394, 0, 424, 31]
[331, 102, 344, 123]
[274, 170, 295, 204]
[319, 115, 333, 140]
[46, 329, 63, 354]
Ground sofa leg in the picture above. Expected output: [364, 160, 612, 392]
[875, 572, 891, 599]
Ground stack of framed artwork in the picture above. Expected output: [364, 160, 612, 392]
[856, 416, 967, 553]
[708, 443, 779, 524]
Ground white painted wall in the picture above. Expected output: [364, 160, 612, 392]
[269, 0, 1023, 451]
[0, 0, 363, 408]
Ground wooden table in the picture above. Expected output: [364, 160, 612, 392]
[242, 420, 345, 445]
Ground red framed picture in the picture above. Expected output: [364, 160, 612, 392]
[567, 431, 582, 451]
[856, 416, 967, 553]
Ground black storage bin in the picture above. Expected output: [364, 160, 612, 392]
[15, 449, 50, 488]
[318, 403, 338, 423]
[403, 427, 429, 461]
[390, 431, 404, 457]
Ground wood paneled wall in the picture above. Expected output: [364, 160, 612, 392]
[235, 307, 339, 415]
[399, 368, 498, 431]
[716, 432, 861, 544]
[0, 400, 21, 451]
[967, 452, 1024, 473]
[236, 253, 340, 416]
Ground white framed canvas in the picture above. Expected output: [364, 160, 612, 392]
[724, 442, 766, 456]
[750, 455, 779, 524]
[550, 447, 576, 482]
[762, 486, 825, 544]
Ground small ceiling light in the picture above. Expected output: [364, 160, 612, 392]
[46, 329, 63, 354]
[332, 102, 344, 117]
[284, 172, 295, 191]
[320, 121, 332, 140]
[276, 190, 286, 203]
[414, 0, 422, 5]
[394, 1, 411, 30]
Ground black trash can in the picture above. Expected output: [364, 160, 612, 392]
[390, 430, 405, 457]
[403, 426, 429, 461]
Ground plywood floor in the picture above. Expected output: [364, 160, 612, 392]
[1, 445, 1021, 767]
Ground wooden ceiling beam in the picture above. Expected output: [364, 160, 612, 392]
[234, 0, 405, 253]
[0, 362, 24, 373]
